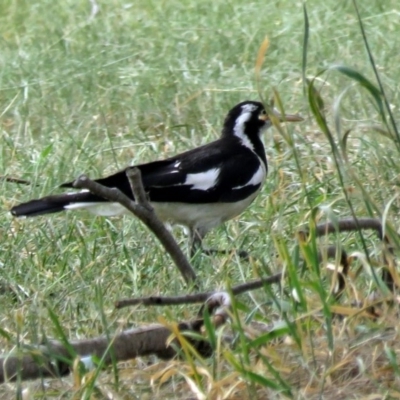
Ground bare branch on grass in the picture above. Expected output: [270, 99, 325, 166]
[298, 217, 386, 241]
[73, 170, 197, 285]
[115, 272, 283, 308]
[0, 292, 230, 383]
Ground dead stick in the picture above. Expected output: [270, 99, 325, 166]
[0, 322, 203, 383]
[1, 176, 32, 185]
[299, 217, 385, 241]
[73, 172, 197, 285]
[0, 292, 232, 383]
[115, 272, 283, 308]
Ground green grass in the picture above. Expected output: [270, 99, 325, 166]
[1, 0, 400, 398]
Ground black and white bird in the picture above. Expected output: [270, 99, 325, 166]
[10, 101, 302, 255]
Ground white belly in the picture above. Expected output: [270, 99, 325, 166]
[152, 189, 260, 232]
[72, 188, 261, 233]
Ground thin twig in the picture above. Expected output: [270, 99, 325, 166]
[1, 176, 32, 185]
[115, 272, 283, 308]
[126, 168, 150, 207]
[73, 172, 197, 285]
[298, 217, 385, 240]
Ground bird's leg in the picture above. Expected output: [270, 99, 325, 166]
[189, 228, 249, 259]
[189, 228, 206, 258]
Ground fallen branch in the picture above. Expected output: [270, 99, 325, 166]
[0, 292, 229, 383]
[298, 217, 386, 241]
[115, 272, 283, 308]
[73, 169, 197, 285]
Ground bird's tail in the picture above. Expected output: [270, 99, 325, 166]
[9, 191, 118, 218]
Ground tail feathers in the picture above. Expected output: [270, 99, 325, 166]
[10, 191, 105, 217]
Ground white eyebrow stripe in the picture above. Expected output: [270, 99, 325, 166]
[241, 104, 258, 113]
[232, 164, 266, 190]
[185, 168, 220, 190]
[233, 104, 258, 150]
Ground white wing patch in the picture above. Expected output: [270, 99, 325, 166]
[233, 104, 258, 150]
[232, 164, 266, 190]
[66, 189, 89, 195]
[64, 202, 126, 216]
[185, 168, 220, 191]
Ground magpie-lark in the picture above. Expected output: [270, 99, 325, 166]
[10, 101, 302, 255]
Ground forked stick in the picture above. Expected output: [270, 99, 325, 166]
[73, 169, 197, 285]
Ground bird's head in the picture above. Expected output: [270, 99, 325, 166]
[222, 100, 303, 146]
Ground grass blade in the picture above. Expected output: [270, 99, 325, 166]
[302, 3, 309, 97]
[352, 0, 400, 146]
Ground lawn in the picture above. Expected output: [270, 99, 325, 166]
[1, 0, 400, 398]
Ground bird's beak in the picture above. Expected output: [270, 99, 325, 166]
[272, 109, 304, 122]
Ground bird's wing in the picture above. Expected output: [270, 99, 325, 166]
[61, 139, 266, 204]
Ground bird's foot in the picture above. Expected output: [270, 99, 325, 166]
[201, 247, 249, 260]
